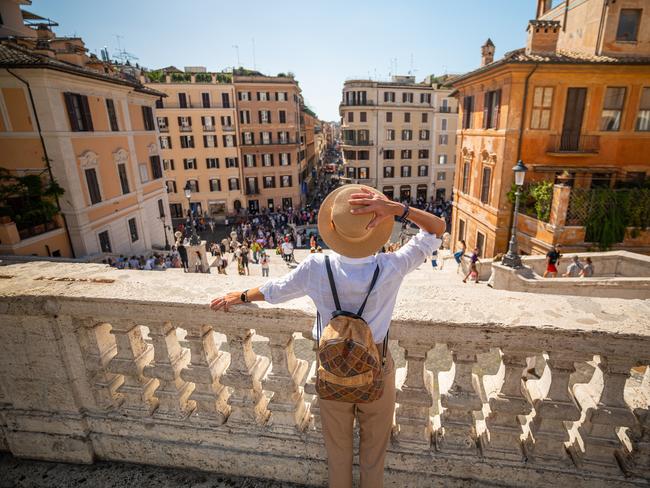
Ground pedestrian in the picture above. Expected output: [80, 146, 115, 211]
[260, 251, 270, 277]
[580, 257, 594, 277]
[281, 236, 293, 264]
[241, 245, 250, 276]
[563, 255, 583, 277]
[463, 247, 480, 283]
[454, 239, 466, 272]
[544, 244, 561, 278]
[178, 243, 189, 272]
[431, 249, 439, 270]
[194, 251, 203, 273]
[210, 185, 445, 488]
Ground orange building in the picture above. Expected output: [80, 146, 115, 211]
[0, 3, 169, 257]
[450, 0, 650, 257]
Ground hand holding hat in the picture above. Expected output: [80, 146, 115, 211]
[348, 187, 402, 229]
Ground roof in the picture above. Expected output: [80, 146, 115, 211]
[0, 41, 165, 97]
[451, 47, 650, 85]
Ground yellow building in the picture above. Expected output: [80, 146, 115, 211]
[0, 3, 169, 257]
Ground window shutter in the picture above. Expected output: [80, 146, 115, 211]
[258, 111, 263, 124]
[494, 90, 502, 129]
[79, 95, 93, 131]
[63, 92, 79, 131]
[483, 92, 490, 129]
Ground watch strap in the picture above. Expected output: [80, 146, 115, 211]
[240, 289, 249, 303]
[398, 204, 410, 223]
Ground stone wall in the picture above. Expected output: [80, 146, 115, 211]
[0, 261, 649, 486]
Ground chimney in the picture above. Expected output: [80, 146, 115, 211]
[526, 20, 561, 56]
[481, 39, 495, 66]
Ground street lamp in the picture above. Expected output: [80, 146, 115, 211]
[183, 181, 201, 246]
[159, 213, 171, 250]
[502, 160, 528, 269]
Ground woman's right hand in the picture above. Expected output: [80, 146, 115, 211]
[210, 291, 243, 312]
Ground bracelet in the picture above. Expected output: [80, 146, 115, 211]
[240, 289, 249, 303]
[398, 204, 410, 223]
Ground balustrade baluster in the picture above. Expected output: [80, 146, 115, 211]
[632, 402, 650, 478]
[264, 331, 309, 435]
[220, 329, 270, 427]
[482, 348, 533, 460]
[439, 347, 483, 454]
[576, 356, 638, 475]
[106, 319, 158, 415]
[180, 323, 229, 424]
[77, 319, 123, 410]
[143, 321, 195, 419]
[395, 340, 433, 449]
[303, 332, 322, 437]
[527, 353, 588, 466]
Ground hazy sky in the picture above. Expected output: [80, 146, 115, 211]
[30, 0, 536, 121]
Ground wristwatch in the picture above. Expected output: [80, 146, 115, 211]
[398, 203, 410, 223]
[240, 289, 250, 303]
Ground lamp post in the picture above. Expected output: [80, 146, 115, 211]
[184, 181, 201, 246]
[159, 215, 171, 250]
[502, 160, 528, 269]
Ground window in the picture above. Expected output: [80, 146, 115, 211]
[358, 150, 369, 160]
[347, 112, 354, 123]
[210, 179, 221, 192]
[202, 115, 215, 129]
[358, 167, 369, 179]
[476, 232, 485, 258]
[419, 149, 429, 159]
[259, 110, 272, 124]
[160, 136, 171, 149]
[157, 199, 165, 218]
[344, 150, 356, 160]
[279, 110, 286, 123]
[106, 99, 119, 131]
[142, 106, 155, 130]
[262, 154, 274, 166]
[166, 180, 177, 193]
[139, 164, 149, 183]
[183, 158, 197, 170]
[128, 218, 139, 242]
[240, 110, 251, 124]
[117, 163, 129, 194]
[180, 135, 194, 148]
[438, 154, 448, 165]
[257, 91, 270, 101]
[360, 112, 367, 122]
[401, 166, 411, 177]
[441, 118, 448, 131]
[420, 93, 431, 104]
[157, 116, 168, 131]
[223, 135, 236, 147]
[222, 93, 230, 108]
[242, 132, 254, 145]
[483, 89, 501, 129]
[386, 112, 392, 122]
[384, 92, 395, 102]
[531, 87, 554, 129]
[221, 115, 232, 127]
[462, 162, 470, 193]
[386, 129, 395, 141]
[636, 87, 650, 131]
[206, 158, 219, 169]
[276, 91, 288, 101]
[280, 153, 291, 166]
[384, 149, 394, 160]
[480, 167, 492, 204]
[155, 98, 163, 109]
[616, 9, 641, 41]
[244, 154, 256, 167]
[238, 91, 251, 101]
[458, 219, 465, 241]
[601, 87, 626, 131]
[201, 92, 210, 108]
[261, 131, 271, 144]
[436, 172, 446, 181]
[64, 93, 93, 131]
[418, 165, 428, 177]
[401, 149, 412, 159]
[263, 176, 276, 188]
[384, 166, 394, 178]
[462, 95, 474, 129]
[402, 92, 413, 103]
[178, 93, 188, 108]
[85, 168, 101, 204]
[178, 116, 192, 130]
[419, 129, 430, 140]
[98, 230, 111, 253]
[280, 175, 292, 187]
[228, 178, 240, 190]
[347, 167, 357, 179]
[404, 112, 411, 123]
[402, 129, 412, 140]
[225, 157, 238, 168]
[203, 135, 216, 148]
[278, 131, 289, 143]
[439, 134, 448, 145]
[150, 156, 162, 180]
[421, 112, 428, 123]
[187, 179, 199, 193]
[162, 159, 174, 171]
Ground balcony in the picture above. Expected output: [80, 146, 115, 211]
[339, 100, 375, 107]
[16, 220, 60, 240]
[547, 134, 600, 155]
[179, 126, 193, 132]
[342, 139, 373, 146]
[203, 125, 215, 132]
[222, 126, 236, 132]
[438, 106, 452, 113]
[158, 126, 169, 133]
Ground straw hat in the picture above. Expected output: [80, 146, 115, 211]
[317, 185, 393, 258]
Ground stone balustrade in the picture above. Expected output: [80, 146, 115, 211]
[0, 262, 649, 486]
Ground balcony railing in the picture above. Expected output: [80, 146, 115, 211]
[340, 100, 375, 107]
[342, 139, 373, 146]
[17, 220, 60, 240]
[0, 262, 648, 486]
[547, 134, 600, 154]
[158, 126, 169, 133]
[438, 106, 452, 113]
[179, 126, 193, 132]
[203, 125, 215, 132]
[222, 126, 236, 132]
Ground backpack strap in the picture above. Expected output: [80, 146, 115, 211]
[357, 264, 380, 317]
[324, 255, 341, 311]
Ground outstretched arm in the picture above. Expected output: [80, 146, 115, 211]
[210, 287, 264, 312]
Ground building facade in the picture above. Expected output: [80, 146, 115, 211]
[339, 76, 457, 203]
[450, 0, 650, 258]
[0, 3, 170, 258]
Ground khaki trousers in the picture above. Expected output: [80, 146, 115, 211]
[319, 349, 395, 488]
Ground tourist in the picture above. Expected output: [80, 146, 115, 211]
[250, 240, 262, 264]
[281, 236, 294, 264]
[563, 255, 583, 277]
[463, 248, 480, 283]
[544, 244, 561, 278]
[454, 239, 466, 272]
[194, 251, 203, 273]
[431, 249, 439, 270]
[580, 257, 594, 278]
[241, 245, 251, 276]
[210, 184, 445, 488]
[260, 251, 270, 277]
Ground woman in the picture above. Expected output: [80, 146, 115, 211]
[454, 239, 466, 272]
[210, 185, 445, 488]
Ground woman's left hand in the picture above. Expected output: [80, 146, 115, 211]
[210, 291, 243, 312]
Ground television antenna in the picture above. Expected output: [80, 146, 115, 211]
[112, 34, 138, 64]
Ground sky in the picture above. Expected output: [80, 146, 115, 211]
[30, 0, 536, 121]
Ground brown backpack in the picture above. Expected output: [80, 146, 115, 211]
[316, 256, 388, 403]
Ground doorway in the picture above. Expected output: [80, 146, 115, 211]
[561, 88, 587, 151]
[248, 199, 260, 213]
[399, 185, 411, 203]
[416, 184, 428, 202]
